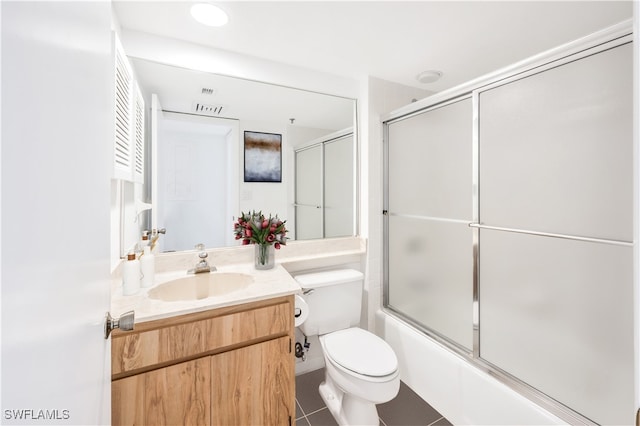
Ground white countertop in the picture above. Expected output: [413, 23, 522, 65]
[110, 237, 366, 324]
[111, 262, 301, 323]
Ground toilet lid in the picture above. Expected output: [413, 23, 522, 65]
[323, 328, 398, 377]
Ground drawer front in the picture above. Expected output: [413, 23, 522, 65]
[112, 298, 292, 377]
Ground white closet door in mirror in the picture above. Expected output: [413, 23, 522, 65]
[479, 230, 633, 425]
[387, 98, 472, 221]
[478, 43, 633, 241]
[159, 116, 230, 252]
[295, 146, 322, 240]
[324, 135, 354, 238]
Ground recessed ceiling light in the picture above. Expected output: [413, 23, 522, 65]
[416, 70, 443, 84]
[190, 3, 229, 27]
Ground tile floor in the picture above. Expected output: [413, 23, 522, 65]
[295, 368, 452, 426]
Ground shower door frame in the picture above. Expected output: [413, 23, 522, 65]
[294, 128, 357, 240]
[382, 20, 634, 425]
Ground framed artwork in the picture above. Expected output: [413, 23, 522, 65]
[244, 131, 282, 182]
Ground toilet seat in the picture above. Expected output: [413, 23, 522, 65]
[323, 328, 398, 377]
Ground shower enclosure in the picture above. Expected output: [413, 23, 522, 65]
[294, 130, 356, 240]
[383, 23, 634, 425]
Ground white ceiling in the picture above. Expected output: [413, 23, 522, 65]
[113, 0, 632, 92]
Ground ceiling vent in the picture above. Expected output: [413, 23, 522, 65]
[193, 102, 225, 116]
[201, 87, 215, 95]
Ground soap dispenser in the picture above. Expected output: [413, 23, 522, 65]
[122, 252, 141, 295]
[140, 233, 149, 248]
[140, 245, 155, 288]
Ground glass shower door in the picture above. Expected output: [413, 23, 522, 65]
[383, 31, 634, 425]
[324, 134, 354, 238]
[294, 145, 323, 240]
[385, 97, 474, 351]
[476, 42, 634, 425]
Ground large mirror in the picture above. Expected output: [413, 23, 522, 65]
[129, 57, 357, 253]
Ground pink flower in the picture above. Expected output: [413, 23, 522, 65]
[274, 242, 281, 249]
[233, 211, 288, 247]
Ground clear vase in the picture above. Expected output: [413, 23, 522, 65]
[254, 244, 275, 270]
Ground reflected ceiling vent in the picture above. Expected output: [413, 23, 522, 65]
[201, 87, 215, 95]
[192, 101, 225, 116]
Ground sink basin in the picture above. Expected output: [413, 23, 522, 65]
[148, 272, 254, 302]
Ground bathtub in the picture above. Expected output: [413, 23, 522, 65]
[376, 311, 567, 425]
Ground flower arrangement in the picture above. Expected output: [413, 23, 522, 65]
[233, 211, 288, 248]
[234, 211, 288, 269]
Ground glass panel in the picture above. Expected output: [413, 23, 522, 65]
[388, 216, 473, 350]
[479, 43, 633, 241]
[295, 206, 322, 240]
[324, 135, 354, 238]
[386, 96, 474, 350]
[388, 98, 473, 221]
[479, 230, 634, 425]
[295, 146, 322, 240]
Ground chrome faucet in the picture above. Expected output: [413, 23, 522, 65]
[188, 243, 216, 274]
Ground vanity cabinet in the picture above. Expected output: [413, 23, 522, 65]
[111, 295, 295, 425]
[112, 357, 211, 424]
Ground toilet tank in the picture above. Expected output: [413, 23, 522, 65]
[295, 269, 364, 336]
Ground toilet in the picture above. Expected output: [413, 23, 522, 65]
[295, 269, 400, 426]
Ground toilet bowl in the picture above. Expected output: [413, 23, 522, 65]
[295, 269, 400, 426]
[318, 328, 400, 425]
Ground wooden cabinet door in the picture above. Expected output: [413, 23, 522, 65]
[112, 357, 211, 425]
[211, 336, 294, 425]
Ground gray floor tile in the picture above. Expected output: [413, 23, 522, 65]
[377, 382, 443, 426]
[296, 399, 304, 420]
[296, 369, 451, 426]
[295, 369, 327, 414]
[295, 415, 311, 426]
[306, 407, 339, 426]
[429, 416, 452, 426]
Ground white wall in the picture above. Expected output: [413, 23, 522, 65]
[633, 1, 640, 417]
[237, 120, 289, 227]
[362, 76, 432, 330]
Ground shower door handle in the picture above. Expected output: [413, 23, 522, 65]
[293, 203, 321, 209]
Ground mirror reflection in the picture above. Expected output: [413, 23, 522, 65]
[129, 58, 357, 253]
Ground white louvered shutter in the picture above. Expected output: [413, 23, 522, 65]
[132, 82, 145, 183]
[113, 33, 133, 180]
